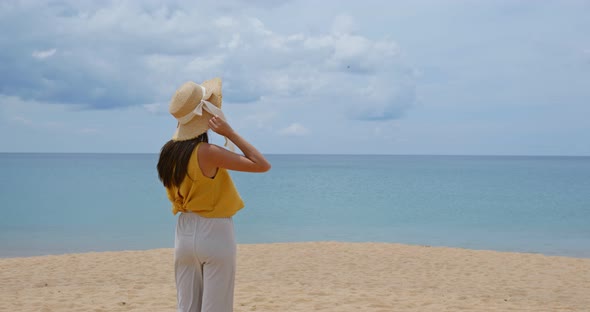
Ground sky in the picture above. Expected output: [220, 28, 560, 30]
[1, 0, 589, 155]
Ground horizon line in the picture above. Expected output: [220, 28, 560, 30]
[1, 152, 589, 157]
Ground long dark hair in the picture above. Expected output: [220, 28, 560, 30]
[157, 132, 208, 188]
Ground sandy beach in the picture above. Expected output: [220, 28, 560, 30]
[1, 242, 589, 311]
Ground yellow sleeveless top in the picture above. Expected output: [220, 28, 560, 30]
[166, 142, 244, 217]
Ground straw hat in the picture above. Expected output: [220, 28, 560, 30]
[169, 78, 222, 141]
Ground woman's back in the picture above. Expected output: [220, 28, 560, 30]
[165, 142, 244, 217]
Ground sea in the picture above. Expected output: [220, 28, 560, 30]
[1, 153, 589, 258]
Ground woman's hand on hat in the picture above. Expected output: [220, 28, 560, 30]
[208, 115, 234, 137]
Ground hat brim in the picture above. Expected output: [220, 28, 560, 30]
[172, 78, 222, 141]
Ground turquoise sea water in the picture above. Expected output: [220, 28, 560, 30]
[1, 153, 589, 258]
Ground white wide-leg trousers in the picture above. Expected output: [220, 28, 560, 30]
[175, 212, 236, 312]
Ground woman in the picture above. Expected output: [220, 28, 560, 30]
[157, 78, 271, 312]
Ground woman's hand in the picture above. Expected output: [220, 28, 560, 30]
[208, 115, 235, 137]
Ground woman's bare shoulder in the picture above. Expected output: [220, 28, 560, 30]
[197, 142, 225, 155]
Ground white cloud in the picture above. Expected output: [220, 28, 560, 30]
[220, 33, 241, 50]
[0, 1, 418, 155]
[2, 2, 414, 120]
[279, 123, 310, 136]
[32, 48, 57, 59]
[215, 16, 235, 28]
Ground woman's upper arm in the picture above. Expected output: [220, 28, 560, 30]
[200, 143, 269, 173]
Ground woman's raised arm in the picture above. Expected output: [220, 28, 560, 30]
[199, 116, 271, 173]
